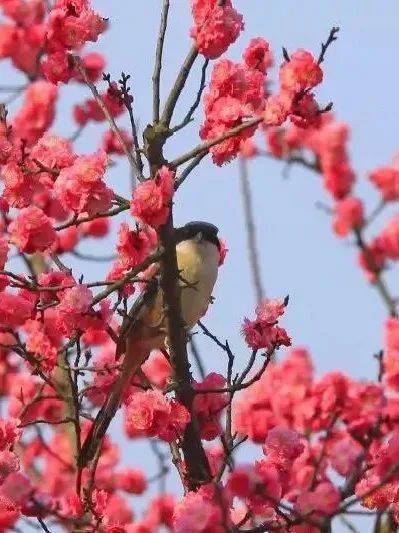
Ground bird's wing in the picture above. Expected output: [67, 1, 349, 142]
[116, 273, 162, 357]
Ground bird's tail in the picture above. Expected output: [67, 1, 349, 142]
[78, 339, 150, 468]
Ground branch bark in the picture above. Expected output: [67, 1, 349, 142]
[152, 0, 170, 123]
[170, 118, 261, 168]
[161, 45, 199, 127]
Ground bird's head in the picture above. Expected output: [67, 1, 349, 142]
[175, 221, 220, 250]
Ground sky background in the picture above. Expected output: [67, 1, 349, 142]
[5, 1, 399, 530]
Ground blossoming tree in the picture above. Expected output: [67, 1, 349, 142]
[0, 1, 397, 532]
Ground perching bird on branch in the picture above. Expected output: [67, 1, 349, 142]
[79, 221, 221, 467]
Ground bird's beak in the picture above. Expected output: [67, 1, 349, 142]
[194, 232, 203, 243]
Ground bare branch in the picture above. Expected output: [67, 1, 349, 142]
[118, 72, 145, 181]
[170, 58, 209, 134]
[189, 335, 206, 380]
[153, 0, 170, 123]
[194, 352, 272, 394]
[161, 45, 199, 127]
[90, 249, 164, 306]
[318, 26, 340, 64]
[171, 118, 261, 168]
[72, 56, 139, 175]
[366, 200, 386, 227]
[55, 203, 130, 231]
[149, 439, 169, 493]
[174, 151, 208, 190]
[354, 228, 397, 317]
[239, 158, 264, 304]
[37, 518, 53, 533]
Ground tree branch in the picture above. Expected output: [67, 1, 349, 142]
[170, 58, 209, 134]
[90, 249, 164, 307]
[174, 151, 208, 190]
[153, 0, 170, 123]
[239, 158, 264, 304]
[161, 45, 199, 127]
[55, 203, 130, 231]
[72, 56, 139, 175]
[354, 228, 397, 316]
[318, 26, 340, 64]
[170, 118, 261, 168]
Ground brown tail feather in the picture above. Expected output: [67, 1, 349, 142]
[78, 340, 151, 468]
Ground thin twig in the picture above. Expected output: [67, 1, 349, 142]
[170, 118, 261, 168]
[70, 250, 116, 262]
[72, 56, 139, 174]
[198, 321, 234, 356]
[260, 150, 320, 173]
[318, 27, 340, 64]
[239, 158, 264, 304]
[161, 45, 199, 127]
[195, 353, 273, 394]
[354, 228, 397, 316]
[339, 516, 360, 533]
[90, 249, 163, 306]
[190, 335, 206, 379]
[69, 124, 86, 143]
[175, 152, 208, 190]
[149, 439, 169, 493]
[170, 58, 209, 134]
[153, 0, 170, 123]
[0, 85, 26, 92]
[55, 203, 129, 231]
[37, 518, 53, 533]
[366, 200, 386, 227]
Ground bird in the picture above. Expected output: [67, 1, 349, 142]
[78, 221, 221, 467]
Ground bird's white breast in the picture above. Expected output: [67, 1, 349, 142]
[176, 239, 219, 329]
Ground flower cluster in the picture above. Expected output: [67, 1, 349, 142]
[0, 0, 106, 82]
[264, 49, 324, 129]
[228, 343, 399, 527]
[193, 373, 228, 440]
[190, 0, 244, 59]
[12, 81, 58, 145]
[124, 390, 190, 442]
[268, 113, 356, 200]
[9, 206, 56, 253]
[201, 35, 331, 166]
[106, 222, 157, 286]
[242, 297, 291, 351]
[370, 157, 399, 201]
[130, 165, 175, 228]
[54, 149, 113, 215]
[73, 82, 125, 126]
[332, 196, 364, 237]
[200, 40, 269, 165]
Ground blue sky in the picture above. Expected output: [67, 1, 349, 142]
[5, 1, 399, 528]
